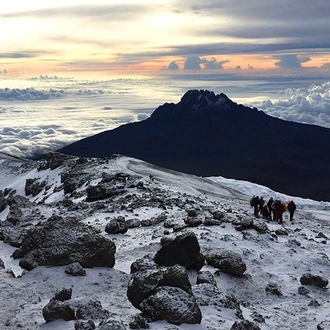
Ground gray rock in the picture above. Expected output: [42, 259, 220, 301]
[317, 321, 330, 330]
[130, 255, 157, 273]
[105, 217, 128, 234]
[298, 286, 310, 295]
[154, 231, 203, 270]
[74, 320, 96, 330]
[205, 250, 246, 277]
[230, 320, 261, 330]
[42, 300, 75, 323]
[265, 282, 283, 296]
[53, 287, 72, 301]
[98, 318, 126, 330]
[127, 265, 192, 309]
[65, 262, 86, 276]
[13, 215, 116, 270]
[300, 273, 328, 288]
[140, 286, 202, 325]
[196, 271, 217, 287]
[76, 299, 111, 320]
[129, 314, 150, 329]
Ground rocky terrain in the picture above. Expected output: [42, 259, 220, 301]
[0, 151, 330, 330]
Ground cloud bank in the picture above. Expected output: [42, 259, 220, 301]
[258, 81, 330, 128]
[1, 79, 330, 159]
[0, 88, 64, 101]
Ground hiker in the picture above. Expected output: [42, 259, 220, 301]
[258, 197, 265, 215]
[267, 197, 274, 220]
[272, 200, 284, 223]
[261, 204, 270, 219]
[250, 196, 260, 217]
[287, 200, 296, 222]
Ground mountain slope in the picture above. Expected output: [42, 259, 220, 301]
[57, 89, 330, 201]
[0, 153, 330, 330]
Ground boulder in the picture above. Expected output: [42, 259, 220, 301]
[105, 216, 128, 234]
[130, 255, 157, 273]
[74, 320, 96, 330]
[205, 250, 246, 276]
[140, 286, 202, 325]
[86, 184, 124, 202]
[196, 271, 217, 287]
[42, 300, 75, 323]
[154, 231, 203, 269]
[318, 321, 330, 330]
[127, 265, 192, 309]
[265, 282, 283, 296]
[230, 320, 261, 330]
[76, 299, 111, 320]
[129, 314, 149, 329]
[300, 273, 329, 288]
[53, 287, 72, 301]
[98, 318, 126, 330]
[65, 262, 86, 276]
[12, 215, 116, 270]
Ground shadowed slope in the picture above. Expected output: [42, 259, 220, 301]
[58, 90, 330, 201]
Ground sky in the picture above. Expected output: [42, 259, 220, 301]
[1, 1, 330, 159]
[1, 0, 330, 79]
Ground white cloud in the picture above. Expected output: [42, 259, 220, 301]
[259, 81, 330, 127]
[0, 88, 64, 101]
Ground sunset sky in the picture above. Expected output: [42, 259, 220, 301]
[1, 0, 330, 79]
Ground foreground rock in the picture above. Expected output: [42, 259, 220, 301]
[205, 249, 246, 276]
[154, 231, 204, 270]
[128, 256, 201, 325]
[300, 273, 329, 288]
[12, 215, 116, 270]
[140, 286, 202, 325]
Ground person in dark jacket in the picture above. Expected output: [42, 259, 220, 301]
[267, 197, 274, 220]
[250, 196, 260, 217]
[287, 200, 296, 222]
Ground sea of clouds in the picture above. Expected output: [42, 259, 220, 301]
[0, 77, 330, 158]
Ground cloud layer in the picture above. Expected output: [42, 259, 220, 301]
[259, 81, 330, 127]
[0, 88, 64, 101]
[1, 1, 329, 77]
[1, 78, 330, 159]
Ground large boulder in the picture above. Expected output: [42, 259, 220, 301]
[205, 249, 246, 277]
[76, 299, 111, 320]
[230, 320, 261, 330]
[140, 286, 202, 325]
[127, 265, 192, 309]
[12, 215, 116, 270]
[300, 273, 329, 288]
[42, 300, 75, 323]
[154, 231, 204, 270]
[105, 216, 128, 234]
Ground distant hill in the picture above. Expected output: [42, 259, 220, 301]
[57, 89, 330, 201]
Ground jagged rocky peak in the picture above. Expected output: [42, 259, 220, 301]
[179, 89, 234, 110]
[150, 89, 235, 122]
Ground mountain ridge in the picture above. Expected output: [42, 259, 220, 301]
[57, 90, 330, 201]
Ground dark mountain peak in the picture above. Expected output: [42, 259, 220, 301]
[150, 89, 237, 123]
[57, 89, 330, 201]
[179, 89, 233, 110]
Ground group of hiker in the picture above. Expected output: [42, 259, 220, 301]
[250, 196, 296, 224]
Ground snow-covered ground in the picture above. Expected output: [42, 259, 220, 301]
[0, 152, 330, 330]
